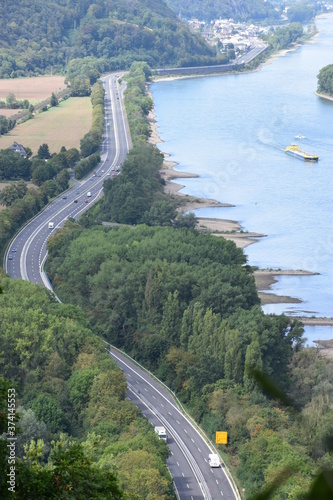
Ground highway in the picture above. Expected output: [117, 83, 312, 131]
[4, 73, 130, 288]
[108, 346, 239, 500]
[3, 72, 239, 499]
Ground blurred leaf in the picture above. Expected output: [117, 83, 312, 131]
[307, 470, 333, 499]
[251, 369, 297, 411]
[250, 466, 294, 500]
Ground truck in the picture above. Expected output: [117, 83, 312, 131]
[208, 453, 220, 468]
[154, 426, 167, 442]
[87, 191, 92, 197]
[48, 222, 54, 229]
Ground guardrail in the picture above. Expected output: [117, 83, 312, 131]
[103, 340, 241, 500]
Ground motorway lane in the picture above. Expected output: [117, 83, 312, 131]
[127, 390, 205, 499]
[109, 347, 238, 500]
[5, 73, 129, 286]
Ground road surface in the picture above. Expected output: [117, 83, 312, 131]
[4, 73, 130, 287]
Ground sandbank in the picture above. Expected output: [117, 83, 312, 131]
[315, 91, 333, 102]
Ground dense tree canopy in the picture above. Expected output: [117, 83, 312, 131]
[0, 0, 216, 79]
[317, 64, 333, 97]
[0, 271, 173, 498]
[165, 0, 281, 22]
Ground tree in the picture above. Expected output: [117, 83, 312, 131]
[50, 92, 58, 107]
[37, 143, 51, 159]
[6, 92, 17, 108]
[70, 76, 91, 97]
[243, 333, 263, 392]
[143, 200, 177, 226]
[0, 184, 22, 206]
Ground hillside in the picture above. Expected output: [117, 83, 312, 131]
[165, 0, 281, 22]
[0, 0, 217, 78]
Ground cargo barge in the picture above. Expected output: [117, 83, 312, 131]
[285, 144, 318, 161]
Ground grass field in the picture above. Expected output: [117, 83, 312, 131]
[0, 76, 67, 101]
[0, 109, 21, 117]
[0, 97, 92, 154]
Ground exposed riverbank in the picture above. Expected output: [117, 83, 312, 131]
[315, 91, 333, 102]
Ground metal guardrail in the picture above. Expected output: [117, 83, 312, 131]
[128, 383, 211, 500]
[104, 340, 241, 500]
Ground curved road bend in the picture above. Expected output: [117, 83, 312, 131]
[5, 73, 129, 287]
[4, 73, 239, 500]
[108, 348, 238, 500]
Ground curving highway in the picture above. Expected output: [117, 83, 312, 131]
[4, 72, 239, 500]
[4, 73, 130, 288]
[108, 346, 239, 500]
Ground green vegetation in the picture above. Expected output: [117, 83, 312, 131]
[124, 62, 154, 145]
[0, 150, 31, 181]
[79, 81, 104, 158]
[0, 0, 216, 81]
[317, 64, 333, 97]
[0, 116, 16, 136]
[0, 271, 174, 498]
[287, 2, 316, 23]
[261, 22, 305, 51]
[165, 0, 281, 22]
[45, 219, 333, 497]
[0, 92, 31, 110]
[0, 146, 80, 258]
[244, 22, 312, 71]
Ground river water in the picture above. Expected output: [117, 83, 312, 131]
[150, 15, 333, 345]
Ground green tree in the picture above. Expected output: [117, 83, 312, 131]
[37, 143, 51, 159]
[50, 92, 58, 107]
[0, 184, 21, 207]
[243, 333, 263, 392]
[143, 200, 177, 226]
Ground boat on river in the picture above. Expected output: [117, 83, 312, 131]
[295, 134, 305, 139]
[285, 144, 318, 161]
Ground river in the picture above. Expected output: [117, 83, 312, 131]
[150, 15, 333, 346]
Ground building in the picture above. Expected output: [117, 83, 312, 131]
[8, 142, 27, 157]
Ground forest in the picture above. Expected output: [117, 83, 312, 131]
[317, 64, 333, 97]
[0, 272, 174, 498]
[0, 0, 218, 80]
[45, 221, 333, 498]
[165, 0, 281, 22]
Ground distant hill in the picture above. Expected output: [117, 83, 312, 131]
[0, 0, 217, 78]
[165, 0, 281, 22]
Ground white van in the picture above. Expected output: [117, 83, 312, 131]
[208, 454, 220, 468]
[48, 222, 54, 229]
[87, 191, 92, 197]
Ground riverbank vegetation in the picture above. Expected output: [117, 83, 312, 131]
[245, 22, 315, 71]
[0, 271, 174, 498]
[317, 64, 333, 97]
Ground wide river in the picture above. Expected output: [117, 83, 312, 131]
[150, 15, 333, 345]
